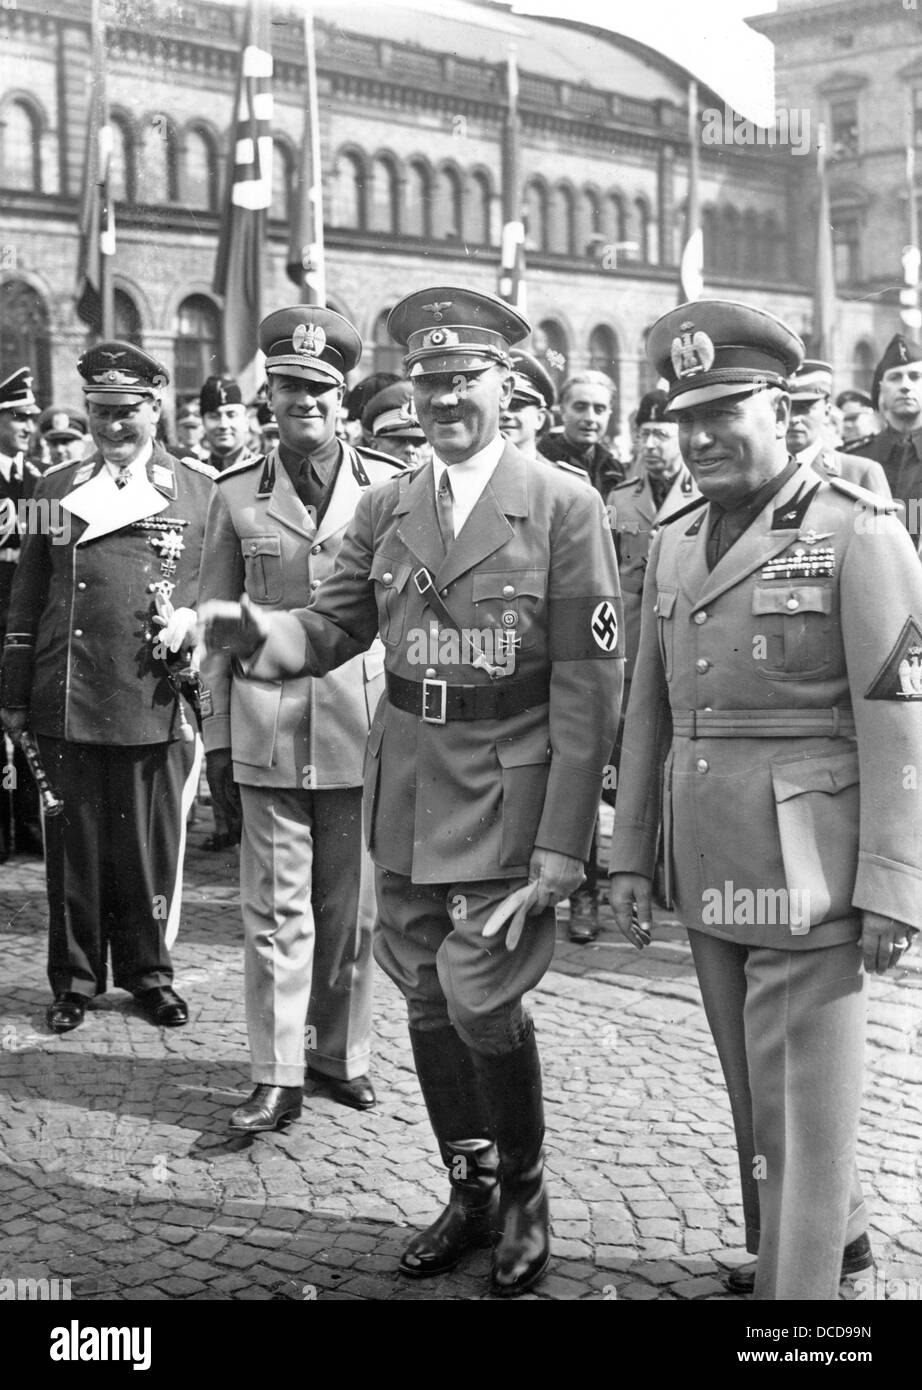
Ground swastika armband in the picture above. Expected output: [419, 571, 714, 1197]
[549, 595, 622, 660]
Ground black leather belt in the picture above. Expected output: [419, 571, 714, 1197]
[386, 670, 550, 723]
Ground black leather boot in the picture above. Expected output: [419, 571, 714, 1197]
[399, 1026, 499, 1279]
[471, 1021, 550, 1297]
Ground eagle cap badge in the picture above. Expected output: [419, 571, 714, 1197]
[292, 322, 326, 357]
[670, 322, 716, 380]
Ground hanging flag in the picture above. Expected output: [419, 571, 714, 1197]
[812, 121, 837, 362]
[213, 0, 273, 375]
[679, 78, 704, 304]
[75, 0, 114, 336]
[901, 144, 921, 333]
[498, 46, 526, 313]
[286, 3, 325, 305]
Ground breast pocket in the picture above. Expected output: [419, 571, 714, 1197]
[369, 554, 413, 648]
[653, 588, 676, 680]
[470, 569, 547, 652]
[241, 535, 283, 605]
[752, 584, 834, 679]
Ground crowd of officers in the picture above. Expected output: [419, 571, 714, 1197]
[0, 287, 920, 1303]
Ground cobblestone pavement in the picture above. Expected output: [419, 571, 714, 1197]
[1, 805, 920, 1308]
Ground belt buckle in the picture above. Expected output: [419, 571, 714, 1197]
[422, 677, 447, 724]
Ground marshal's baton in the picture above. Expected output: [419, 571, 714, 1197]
[17, 731, 64, 817]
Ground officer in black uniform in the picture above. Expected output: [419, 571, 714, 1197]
[843, 333, 922, 543]
[0, 343, 215, 1033]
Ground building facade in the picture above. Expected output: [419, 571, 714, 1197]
[0, 0, 910, 435]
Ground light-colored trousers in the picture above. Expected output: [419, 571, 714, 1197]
[239, 784, 376, 1085]
[688, 930, 867, 1301]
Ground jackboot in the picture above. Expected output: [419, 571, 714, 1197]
[399, 1026, 499, 1279]
[471, 1022, 550, 1297]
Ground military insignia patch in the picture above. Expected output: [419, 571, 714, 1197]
[501, 610, 517, 628]
[422, 300, 452, 321]
[670, 322, 715, 379]
[590, 600, 619, 652]
[423, 328, 459, 349]
[865, 617, 922, 700]
[72, 463, 95, 486]
[199, 688, 214, 718]
[292, 322, 326, 357]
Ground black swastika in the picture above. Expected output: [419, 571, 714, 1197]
[591, 601, 618, 652]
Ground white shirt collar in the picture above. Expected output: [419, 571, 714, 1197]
[433, 435, 505, 535]
[0, 451, 21, 483]
[103, 438, 154, 480]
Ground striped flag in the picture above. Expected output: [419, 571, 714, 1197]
[498, 47, 527, 313]
[286, 4, 325, 304]
[75, 0, 114, 335]
[213, 0, 273, 375]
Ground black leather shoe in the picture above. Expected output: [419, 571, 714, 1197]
[725, 1233, 874, 1294]
[568, 889, 599, 943]
[306, 1066, 375, 1110]
[229, 1084, 303, 1133]
[134, 986, 189, 1027]
[47, 992, 87, 1033]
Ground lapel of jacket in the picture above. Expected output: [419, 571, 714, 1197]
[657, 466, 699, 523]
[313, 443, 362, 548]
[687, 462, 821, 611]
[630, 477, 656, 526]
[394, 461, 451, 577]
[434, 442, 526, 590]
[61, 450, 170, 543]
[266, 446, 317, 542]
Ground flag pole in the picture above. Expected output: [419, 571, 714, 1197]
[814, 120, 836, 365]
[287, 2, 325, 304]
[679, 77, 703, 304]
[91, 0, 113, 338]
[498, 44, 525, 312]
[902, 112, 921, 335]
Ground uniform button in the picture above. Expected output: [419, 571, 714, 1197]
[786, 596, 799, 611]
[502, 584, 515, 598]
[77, 582, 86, 591]
[694, 611, 708, 625]
[310, 579, 320, 591]
[695, 758, 709, 773]
[382, 571, 393, 584]
[441, 589, 449, 598]
[311, 544, 321, 555]
[695, 658, 710, 673]
[73, 628, 83, 637]
[249, 541, 258, 553]
[425, 667, 437, 678]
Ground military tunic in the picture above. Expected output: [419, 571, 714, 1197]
[0, 444, 215, 995]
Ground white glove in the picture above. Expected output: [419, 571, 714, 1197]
[153, 606, 199, 654]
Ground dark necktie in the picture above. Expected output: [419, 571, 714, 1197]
[115, 466, 131, 489]
[436, 471, 455, 549]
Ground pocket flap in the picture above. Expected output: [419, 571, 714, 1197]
[496, 729, 552, 768]
[752, 584, 833, 616]
[240, 534, 281, 558]
[369, 554, 412, 591]
[771, 750, 860, 802]
[654, 589, 676, 619]
[471, 569, 546, 602]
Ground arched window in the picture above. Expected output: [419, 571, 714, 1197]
[271, 140, 293, 222]
[0, 279, 51, 401]
[588, 324, 619, 383]
[369, 156, 398, 235]
[432, 166, 462, 240]
[330, 150, 364, 229]
[372, 309, 405, 375]
[109, 114, 134, 203]
[637, 324, 659, 396]
[174, 294, 220, 399]
[1, 99, 42, 191]
[722, 206, 741, 276]
[634, 197, 652, 263]
[138, 114, 178, 204]
[404, 160, 429, 238]
[604, 192, 627, 245]
[114, 288, 143, 347]
[182, 126, 218, 211]
[548, 185, 575, 256]
[534, 318, 569, 391]
[524, 180, 548, 252]
[853, 340, 874, 393]
[467, 170, 492, 246]
[579, 188, 602, 256]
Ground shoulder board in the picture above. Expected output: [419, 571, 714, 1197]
[355, 445, 409, 474]
[214, 453, 265, 483]
[826, 475, 899, 512]
[180, 455, 219, 480]
[658, 494, 708, 526]
[42, 457, 84, 477]
[841, 435, 876, 455]
[23, 460, 43, 478]
[609, 474, 643, 492]
[549, 457, 591, 479]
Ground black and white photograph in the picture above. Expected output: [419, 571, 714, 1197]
[0, 0, 919, 1360]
